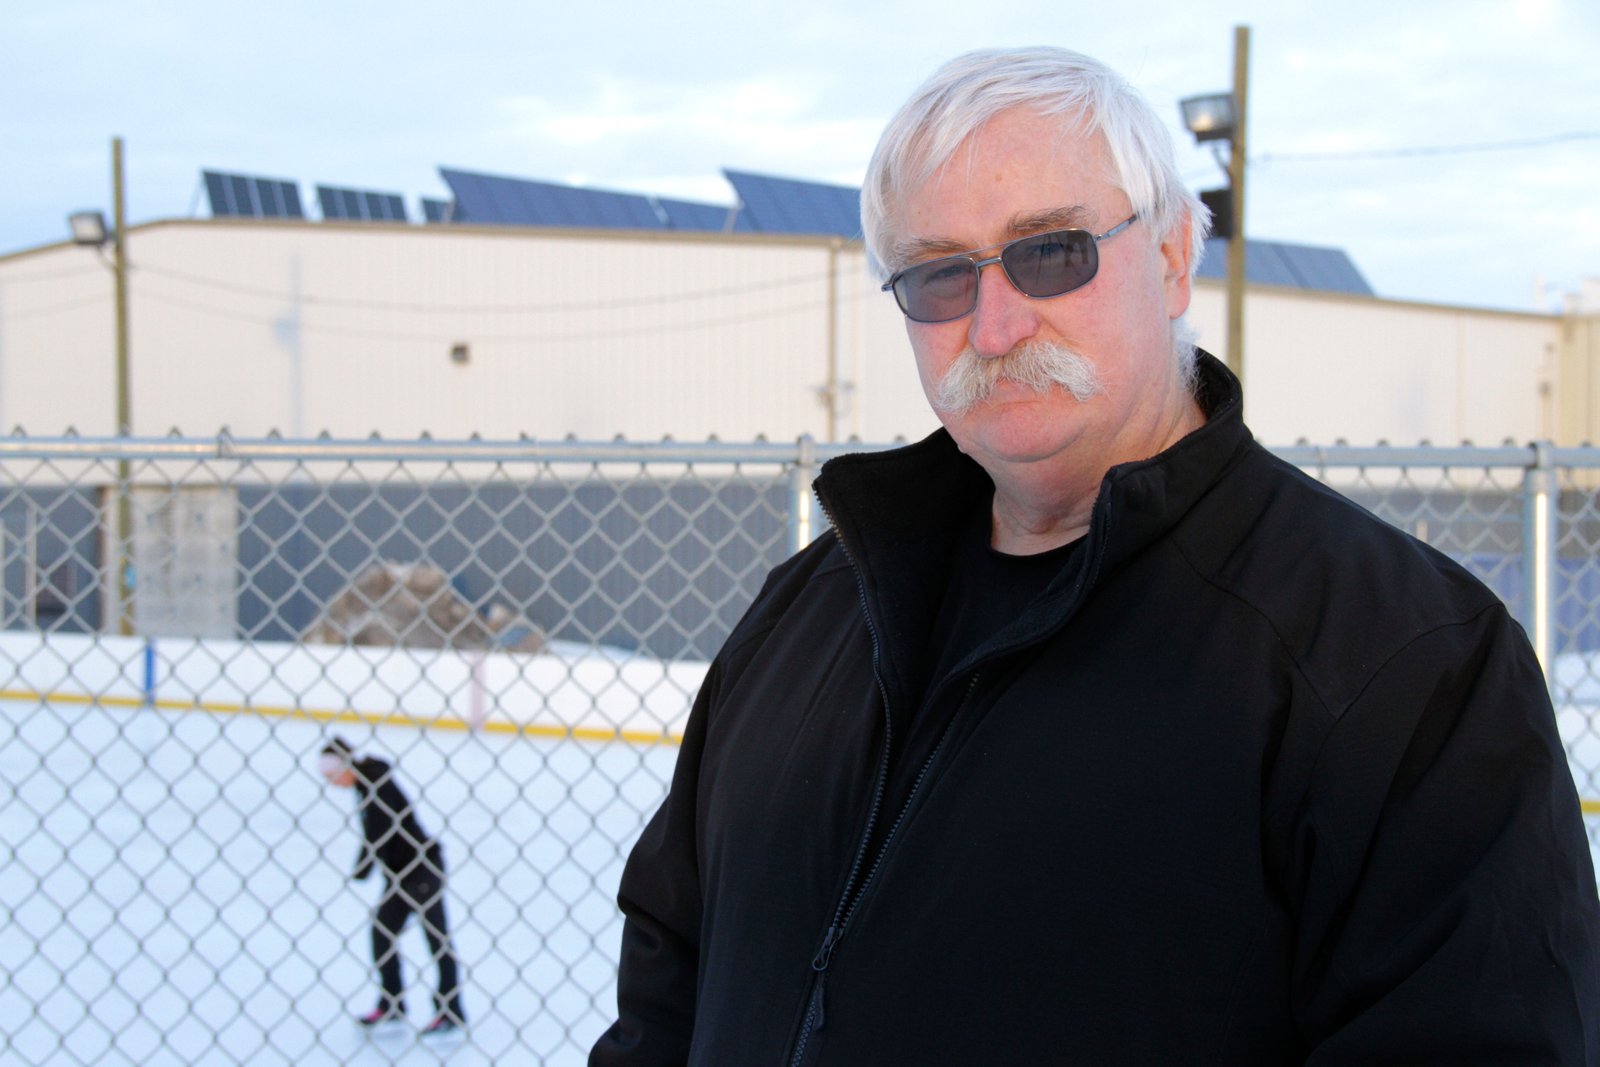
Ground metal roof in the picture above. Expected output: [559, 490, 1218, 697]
[722, 169, 860, 238]
[1197, 236, 1373, 296]
[202, 170, 305, 219]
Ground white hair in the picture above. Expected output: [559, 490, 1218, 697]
[862, 46, 1209, 282]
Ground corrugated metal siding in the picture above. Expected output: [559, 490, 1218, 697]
[62, 223, 878, 440]
[1193, 282, 1553, 446]
[0, 221, 1567, 446]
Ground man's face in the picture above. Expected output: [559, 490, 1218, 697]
[321, 763, 355, 788]
[891, 107, 1193, 479]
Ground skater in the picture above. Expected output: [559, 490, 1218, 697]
[319, 735, 465, 1036]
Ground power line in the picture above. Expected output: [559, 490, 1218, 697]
[0, 263, 107, 284]
[1255, 129, 1600, 164]
[130, 261, 842, 313]
[135, 285, 867, 344]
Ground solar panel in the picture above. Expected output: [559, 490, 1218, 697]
[654, 197, 739, 232]
[421, 198, 457, 223]
[1197, 237, 1373, 297]
[722, 169, 860, 238]
[316, 184, 409, 223]
[1281, 244, 1374, 295]
[202, 169, 305, 219]
[438, 168, 666, 229]
[419, 165, 1372, 297]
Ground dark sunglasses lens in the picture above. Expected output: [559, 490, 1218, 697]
[1001, 230, 1097, 297]
[895, 259, 978, 323]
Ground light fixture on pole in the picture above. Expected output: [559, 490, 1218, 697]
[1179, 93, 1235, 143]
[1178, 26, 1250, 408]
[65, 137, 134, 636]
[68, 211, 110, 247]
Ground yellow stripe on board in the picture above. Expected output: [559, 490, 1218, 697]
[0, 687, 683, 747]
[9, 684, 1600, 810]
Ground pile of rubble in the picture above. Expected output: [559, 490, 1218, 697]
[303, 560, 545, 653]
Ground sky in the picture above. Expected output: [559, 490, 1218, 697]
[3, 0, 1597, 313]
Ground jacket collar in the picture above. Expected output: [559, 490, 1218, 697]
[814, 351, 1252, 697]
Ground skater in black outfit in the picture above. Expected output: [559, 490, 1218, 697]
[319, 736, 465, 1035]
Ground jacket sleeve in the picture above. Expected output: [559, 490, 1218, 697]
[589, 537, 840, 1065]
[589, 659, 721, 1067]
[1293, 603, 1600, 1063]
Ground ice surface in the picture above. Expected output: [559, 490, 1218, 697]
[0, 632, 691, 1065]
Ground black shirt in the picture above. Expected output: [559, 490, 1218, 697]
[924, 501, 1085, 693]
[877, 499, 1086, 853]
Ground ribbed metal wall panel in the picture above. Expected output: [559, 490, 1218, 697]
[0, 220, 1567, 447]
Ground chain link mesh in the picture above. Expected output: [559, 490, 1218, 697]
[2, 436, 1597, 1064]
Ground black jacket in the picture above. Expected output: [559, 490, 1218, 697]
[594, 354, 1600, 1065]
[350, 756, 435, 883]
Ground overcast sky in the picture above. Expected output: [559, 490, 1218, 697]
[4, 0, 1596, 312]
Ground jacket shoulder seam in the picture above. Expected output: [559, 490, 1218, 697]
[1165, 536, 1507, 725]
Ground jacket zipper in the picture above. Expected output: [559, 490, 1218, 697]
[789, 512, 890, 1067]
[788, 466, 1103, 1063]
[787, 653, 982, 1067]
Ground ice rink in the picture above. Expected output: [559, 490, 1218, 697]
[0, 634, 690, 1066]
[4, 633, 1599, 1065]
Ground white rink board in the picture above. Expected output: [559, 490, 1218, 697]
[0, 631, 709, 741]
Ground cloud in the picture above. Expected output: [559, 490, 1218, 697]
[493, 74, 879, 188]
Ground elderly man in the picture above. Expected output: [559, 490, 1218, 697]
[592, 46, 1600, 1064]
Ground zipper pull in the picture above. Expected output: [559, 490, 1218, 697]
[801, 924, 842, 1039]
[811, 924, 843, 972]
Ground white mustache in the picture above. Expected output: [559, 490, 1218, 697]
[932, 341, 1104, 415]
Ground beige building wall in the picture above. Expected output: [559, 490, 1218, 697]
[0, 219, 1585, 448]
[1558, 314, 1600, 446]
[1187, 279, 1560, 447]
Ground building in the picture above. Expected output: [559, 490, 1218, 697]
[0, 166, 1594, 447]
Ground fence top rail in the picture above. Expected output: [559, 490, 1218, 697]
[1, 434, 1599, 470]
[1270, 443, 1541, 469]
[0, 435, 817, 466]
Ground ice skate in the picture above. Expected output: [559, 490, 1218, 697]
[355, 1001, 406, 1032]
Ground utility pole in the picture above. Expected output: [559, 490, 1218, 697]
[113, 137, 133, 635]
[1225, 26, 1251, 407]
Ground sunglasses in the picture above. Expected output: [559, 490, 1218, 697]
[882, 215, 1139, 324]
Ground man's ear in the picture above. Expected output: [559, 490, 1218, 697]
[1160, 208, 1195, 318]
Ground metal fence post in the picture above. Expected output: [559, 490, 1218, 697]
[789, 434, 818, 554]
[1523, 440, 1557, 685]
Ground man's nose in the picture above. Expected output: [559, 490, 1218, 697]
[967, 261, 1041, 359]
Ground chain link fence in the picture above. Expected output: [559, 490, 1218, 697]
[2, 434, 1598, 1065]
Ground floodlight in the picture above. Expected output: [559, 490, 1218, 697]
[1179, 93, 1236, 143]
[68, 210, 110, 246]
